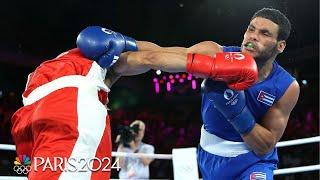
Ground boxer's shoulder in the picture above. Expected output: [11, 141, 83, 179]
[36, 49, 93, 76]
[23, 49, 95, 96]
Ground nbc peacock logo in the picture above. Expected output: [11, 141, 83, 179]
[13, 155, 31, 174]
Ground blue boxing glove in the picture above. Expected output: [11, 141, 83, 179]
[203, 80, 256, 134]
[76, 26, 138, 68]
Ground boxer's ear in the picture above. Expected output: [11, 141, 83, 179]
[277, 40, 286, 53]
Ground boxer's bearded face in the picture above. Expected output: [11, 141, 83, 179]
[241, 17, 285, 66]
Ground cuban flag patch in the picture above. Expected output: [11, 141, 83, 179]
[250, 172, 267, 180]
[257, 90, 275, 106]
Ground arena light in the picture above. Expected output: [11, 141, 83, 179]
[302, 80, 307, 85]
[152, 73, 199, 94]
[153, 78, 158, 83]
[167, 82, 171, 91]
[187, 74, 192, 80]
[192, 80, 197, 89]
[155, 82, 160, 94]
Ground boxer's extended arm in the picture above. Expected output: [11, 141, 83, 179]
[103, 51, 187, 87]
[104, 41, 222, 87]
[136, 41, 221, 56]
[242, 81, 300, 156]
[112, 41, 222, 76]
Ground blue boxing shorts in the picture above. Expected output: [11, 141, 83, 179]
[197, 126, 278, 180]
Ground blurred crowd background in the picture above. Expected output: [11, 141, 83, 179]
[0, 0, 318, 179]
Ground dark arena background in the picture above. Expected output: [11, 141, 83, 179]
[0, 0, 318, 179]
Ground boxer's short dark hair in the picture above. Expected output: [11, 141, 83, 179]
[251, 8, 291, 41]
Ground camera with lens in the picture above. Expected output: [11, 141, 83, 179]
[118, 124, 140, 148]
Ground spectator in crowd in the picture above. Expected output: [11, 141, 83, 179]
[116, 120, 155, 179]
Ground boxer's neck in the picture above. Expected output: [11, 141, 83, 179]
[257, 58, 273, 82]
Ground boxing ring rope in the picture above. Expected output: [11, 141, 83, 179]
[113, 152, 172, 159]
[274, 164, 320, 175]
[0, 136, 319, 177]
[275, 136, 320, 147]
[2, 136, 319, 155]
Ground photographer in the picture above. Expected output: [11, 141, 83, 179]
[116, 120, 155, 179]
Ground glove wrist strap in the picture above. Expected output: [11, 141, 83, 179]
[123, 36, 138, 51]
[229, 106, 255, 134]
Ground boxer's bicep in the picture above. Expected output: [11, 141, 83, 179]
[160, 41, 223, 56]
[261, 81, 300, 142]
[136, 41, 161, 51]
[136, 40, 188, 53]
[187, 41, 223, 56]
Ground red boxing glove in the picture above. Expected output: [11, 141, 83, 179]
[186, 52, 258, 90]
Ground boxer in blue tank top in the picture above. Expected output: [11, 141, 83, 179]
[197, 9, 299, 179]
